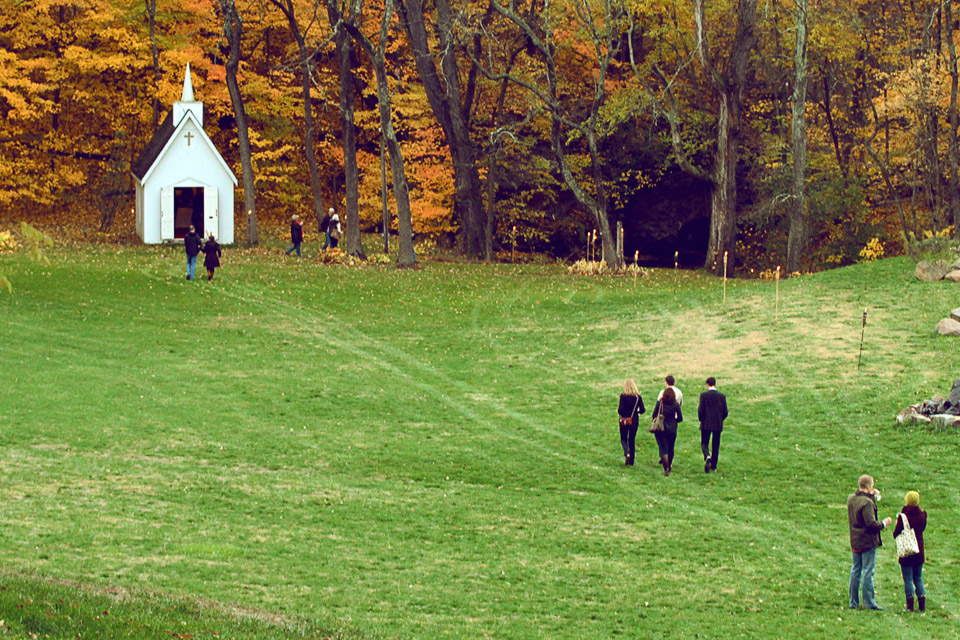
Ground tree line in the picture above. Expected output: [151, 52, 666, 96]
[1, 0, 958, 272]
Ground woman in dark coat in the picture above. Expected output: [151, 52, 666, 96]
[617, 379, 645, 466]
[893, 491, 927, 612]
[651, 387, 682, 476]
[202, 235, 221, 281]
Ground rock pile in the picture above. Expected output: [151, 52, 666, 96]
[897, 379, 960, 427]
[915, 258, 960, 282]
[935, 308, 960, 336]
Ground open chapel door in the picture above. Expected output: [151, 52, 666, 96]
[160, 186, 174, 240]
[204, 187, 219, 241]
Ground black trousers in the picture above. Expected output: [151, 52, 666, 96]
[701, 429, 721, 467]
[654, 429, 677, 465]
[619, 423, 638, 464]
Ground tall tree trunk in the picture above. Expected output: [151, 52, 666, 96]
[489, 0, 622, 267]
[708, 94, 736, 273]
[820, 73, 847, 178]
[946, 0, 960, 239]
[219, 0, 257, 245]
[337, 0, 414, 266]
[335, 26, 364, 258]
[786, 0, 809, 272]
[396, 0, 487, 258]
[146, 0, 160, 133]
[699, 0, 757, 275]
[586, 131, 616, 266]
[269, 0, 328, 239]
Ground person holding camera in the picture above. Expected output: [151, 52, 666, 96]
[847, 474, 893, 610]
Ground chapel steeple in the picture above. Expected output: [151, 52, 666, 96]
[172, 63, 203, 127]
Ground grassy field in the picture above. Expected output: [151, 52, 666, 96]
[1, 243, 958, 639]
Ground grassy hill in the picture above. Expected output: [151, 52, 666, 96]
[1, 245, 958, 639]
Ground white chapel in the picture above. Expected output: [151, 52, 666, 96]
[132, 64, 237, 244]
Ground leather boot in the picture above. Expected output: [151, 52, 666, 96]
[918, 596, 925, 612]
[906, 596, 914, 612]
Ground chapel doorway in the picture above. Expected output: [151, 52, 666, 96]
[173, 187, 204, 238]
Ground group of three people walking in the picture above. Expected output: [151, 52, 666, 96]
[617, 375, 728, 476]
[285, 209, 342, 257]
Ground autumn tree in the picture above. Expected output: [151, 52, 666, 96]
[0, 0, 151, 224]
[488, 0, 629, 266]
[396, 0, 488, 259]
[333, 0, 416, 266]
[645, 0, 759, 275]
[786, 0, 809, 272]
[217, 0, 258, 245]
[267, 0, 331, 239]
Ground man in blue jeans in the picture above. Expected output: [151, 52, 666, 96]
[184, 225, 202, 280]
[847, 474, 893, 609]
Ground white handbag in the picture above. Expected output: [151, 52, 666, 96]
[894, 513, 920, 558]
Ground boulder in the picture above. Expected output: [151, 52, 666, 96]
[916, 260, 952, 282]
[944, 379, 960, 415]
[930, 414, 958, 429]
[951, 308, 960, 322]
[936, 318, 960, 336]
[953, 257, 960, 270]
[896, 408, 932, 425]
[946, 270, 960, 283]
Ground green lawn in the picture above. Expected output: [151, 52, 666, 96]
[1, 245, 958, 639]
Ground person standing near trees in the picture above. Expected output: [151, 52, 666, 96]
[184, 225, 202, 280]
[617, 379, 645, 466]
[328, 213, 342, 249]
[698, 377, 728, 473]
[320, 207, 334, 250]
[847, 474, 893, 610]
[202, 234, 221, 281]
[286, 214, 304, 257]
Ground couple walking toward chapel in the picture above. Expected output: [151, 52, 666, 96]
[617, 375, 728, 476]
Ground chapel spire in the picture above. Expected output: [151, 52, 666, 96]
[172, 63, 203, 126]
[181, 63, 195, 102]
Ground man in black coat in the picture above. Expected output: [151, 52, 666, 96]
[184, 225, 202, 280]
[698, 376, 728, 473]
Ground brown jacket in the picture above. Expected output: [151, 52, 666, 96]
[847, 490, 885, 551]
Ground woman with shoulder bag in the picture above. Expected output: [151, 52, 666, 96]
[650, 387, 682, 476]
[328, 214, 342, 248]
[617, 380, 645, 466]
[893, 491, 928, 612]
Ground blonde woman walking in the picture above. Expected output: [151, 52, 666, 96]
[617, 379, 645, 466]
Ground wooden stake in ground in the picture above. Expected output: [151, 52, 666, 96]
[775, 266, 780, 322]
[634, 250, 639, 287]
[674, 251, 679, 295]
[858, 308, 868, 371]
[722, 251, 728, 304]
[618, 223, 624, 269]
[512, 226, 517, 263]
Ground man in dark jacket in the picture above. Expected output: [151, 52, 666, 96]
[698, 376, 728, 473]
[847, 474, 893, 610]
[184, 225, 202, 280]
[286, 215, 304, 257]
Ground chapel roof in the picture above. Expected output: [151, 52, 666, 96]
[130, 111, 175, 181]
